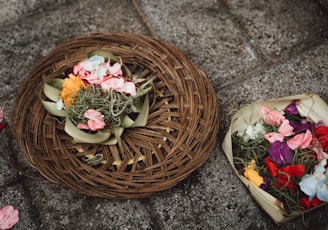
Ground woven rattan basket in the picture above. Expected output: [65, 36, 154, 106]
[11, 32, 219, 199]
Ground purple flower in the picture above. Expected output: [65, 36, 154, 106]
[289, 120, 311, 133]
[269, 141, 293, 165]
[284, 100, 315, 133]
[65, 67, 74, 77]
[284, 100, 299, 115]
[260, 177, 269, 190]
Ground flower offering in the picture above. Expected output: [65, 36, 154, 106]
[41, 50, 153, 158]
[222, 94, 328, 224]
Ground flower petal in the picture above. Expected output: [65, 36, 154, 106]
[84, 109, 106, 131]
[86, 110, 101, 121]
[312, 142, 328, 160]
[76, 123, 90, 130]
[317, 184, 328, 202]
[0, 106, 4, 121]
[299, 176, 318, 200]
[314, 126, 328, 151]
[243, 160, 264, 187]
[260, 106, 285, 127]
[83, 55, 105, 71]
[0, 205, 19, 229]
[264, 157, 278, 177]
[108, 63, 123, 76]
[278, 119, 294, 137]
[269, 141, 293, 165]
[284, 100, 299, 115]
[87, 120, 105, 131]
[101, 77, 124, 91]
[287, 130, 313, 150]
[299, 196, 312, 211]
[265, 132, 284, 143]
[117, 82, 136, 96]
[280, 164, 305, 177]
[314, 159, 327, 174]
[300, 130, 313, 149]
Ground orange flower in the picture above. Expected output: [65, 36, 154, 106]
[61, 74, 85, 107]
[244, 159, 264, 187]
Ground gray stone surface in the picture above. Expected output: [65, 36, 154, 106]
[225, 0, 328, 59]
[1, 0, 328, 229]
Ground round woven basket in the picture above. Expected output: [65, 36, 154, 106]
[11, 32, 219, 199]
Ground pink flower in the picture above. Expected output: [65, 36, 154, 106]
[101, 78, 136, 96]
[76, 123, 90, 130]
[311, 138, 328, 160]
[265, 132, 284, 143]
[0, 106, 3, 121]
[0, 205, 19, 230]
[287, 130, 313, 150]
[101, 77, 124, 91]
[0, 106, 6, 131]
[264, 119, 294, 143]
[117, 82, 136, 96]
[261, 106, 285, 127]
[73, 61, 90, 78]
[313, 147, 328, 160]
[108, 62, 123, 77]
[74, 59, 107, 84]
[82, 76, 102, 84]
[84, 109, 106, 131]
[278, 119, 294, 136]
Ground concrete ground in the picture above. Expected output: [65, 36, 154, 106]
[1, 0, 328, 229]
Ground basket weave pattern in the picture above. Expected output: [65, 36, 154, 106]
[11, 33, 219, 199]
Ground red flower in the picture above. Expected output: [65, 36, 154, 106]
[264, 157, 305, 190]
[0, 106, 6, 131]
[0, 122, 6, 131]
[299, 196, 323, 211]
[314, 126, 328, 151]
[265, 157, 278, 177]
[279, 164, 305, 177]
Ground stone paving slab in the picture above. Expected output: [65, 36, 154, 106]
[225, 0, 328, 59]
[134, 0, 263, 91]
[1, 0, 328, 229]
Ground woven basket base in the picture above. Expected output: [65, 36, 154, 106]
[11, 32, 219, 199]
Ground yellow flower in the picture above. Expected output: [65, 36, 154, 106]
[61, 74, 85, 108]
[244, 159, 264, 187]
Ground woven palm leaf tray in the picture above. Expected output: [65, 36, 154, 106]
[11, 32, 219, 199]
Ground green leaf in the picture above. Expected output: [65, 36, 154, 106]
[101, 136, 118, 145]
[129, 94, 150, 128]
[121, 115, 135, 128]
[47, 78, 64, 90]
[43, 79, 64, 102]
[136, 77, 154, 97]
[113, 127, 125, 155]
[41, 100, 68, 117]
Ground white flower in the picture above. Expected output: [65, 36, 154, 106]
[299, 159, 328, 201]
[238, 123, 266, 142]
[317, 183, 328, 202]
[83, 55, 108, 80]
[56, 99, 64, 110]
[84, 55, 105, 69]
